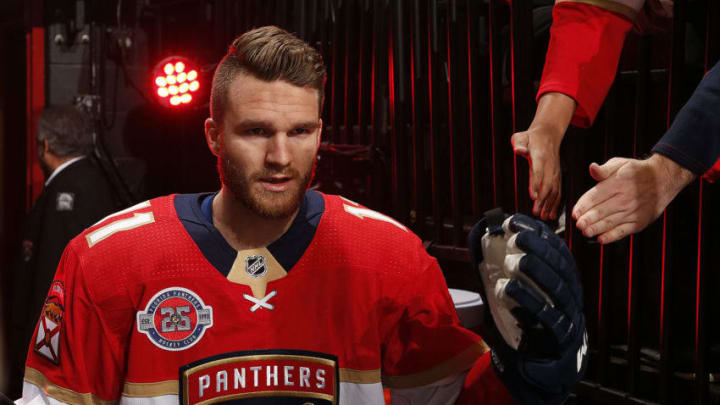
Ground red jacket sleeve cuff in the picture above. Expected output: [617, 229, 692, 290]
[703, 157, 720, 182]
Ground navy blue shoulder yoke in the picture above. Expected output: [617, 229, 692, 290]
[174, 190, 325, 277]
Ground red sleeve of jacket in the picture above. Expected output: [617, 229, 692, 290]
[704, 158, 720, 182]
[456, 352, 516, 405]
[537, 2, 634, 127]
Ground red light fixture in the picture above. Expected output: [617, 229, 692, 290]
[152, 56, 201, 108]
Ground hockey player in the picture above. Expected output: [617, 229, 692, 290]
[21, 26, 586, 404]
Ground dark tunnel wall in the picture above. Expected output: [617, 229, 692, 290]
[3, 0, 720, 403]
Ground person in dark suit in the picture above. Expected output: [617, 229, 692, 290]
[7, 105, 118, 398]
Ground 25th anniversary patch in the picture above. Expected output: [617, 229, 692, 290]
[137, 287, 213, 351]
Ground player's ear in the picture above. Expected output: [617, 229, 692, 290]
[205, 118, 221, 157]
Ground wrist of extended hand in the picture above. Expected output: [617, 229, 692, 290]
[530, 92, 577, 136]
[526, 123, 566, 147]
[649, 153, 697, 199]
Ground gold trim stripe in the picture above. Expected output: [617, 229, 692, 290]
[339, 368, 381, 384]
[555, 0, 639, 21]
[123, 380, 179, 397]
[195, 390, 333, 405]
[24, 367, 117, 405]
[382, 341, 490, 389]
[478, 339, 491, 354]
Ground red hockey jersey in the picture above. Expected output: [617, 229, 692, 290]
[23, 191, 512, 404]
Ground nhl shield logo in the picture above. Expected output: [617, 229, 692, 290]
[245, 255, 267, 278]
[137, 287, 213, 351]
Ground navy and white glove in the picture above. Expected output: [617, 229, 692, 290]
[468, 210, 588, 405]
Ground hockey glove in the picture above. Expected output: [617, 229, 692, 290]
[468, 210, 588, 405]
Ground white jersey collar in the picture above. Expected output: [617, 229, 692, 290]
[45, 156, 85, 186]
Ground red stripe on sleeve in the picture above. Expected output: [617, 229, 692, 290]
[702, 157, 720, 183]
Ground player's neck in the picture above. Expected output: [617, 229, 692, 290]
[212, 188, 298, 251]
[45, 153, 79, 173]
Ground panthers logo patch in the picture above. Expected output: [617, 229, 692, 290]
[137, 287, 213, 351]
[180, 349, 338, 405]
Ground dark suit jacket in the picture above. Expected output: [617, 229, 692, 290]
[652, 60, 720, 179]
[8, 157, 118, 395]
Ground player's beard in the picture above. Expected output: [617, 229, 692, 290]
[218, 154, 314, 220]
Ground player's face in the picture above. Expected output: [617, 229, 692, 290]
[208, 73, 322, 219]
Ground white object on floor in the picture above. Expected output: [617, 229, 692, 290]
[449, 288, 484, 330]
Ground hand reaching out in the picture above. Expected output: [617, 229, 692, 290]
[512, 125, 563, 221]
[572, 154, 697, 244]
[512, 92, 576, 221]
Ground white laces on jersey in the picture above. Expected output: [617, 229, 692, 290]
[243, 290, 277, 312]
